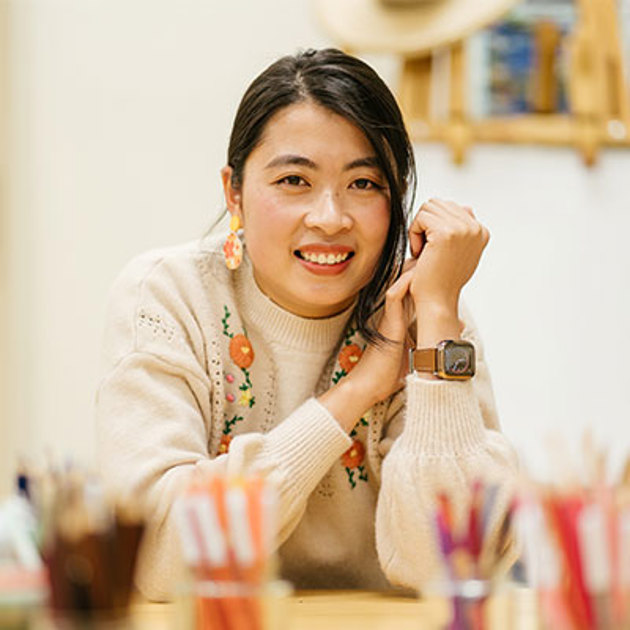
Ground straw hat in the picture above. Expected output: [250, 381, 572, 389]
[314, 0, 520, 56]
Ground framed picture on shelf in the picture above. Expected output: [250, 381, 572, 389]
[469, 0, 577, 119]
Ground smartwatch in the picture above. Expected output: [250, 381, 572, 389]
[409, 340, 476, 380]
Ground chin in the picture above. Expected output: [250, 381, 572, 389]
[297, 294, 356, 318]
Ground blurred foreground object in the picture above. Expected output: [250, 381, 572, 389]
[429, 479, 516, 630]
[315, 0, 630, 166]
[0, 473, 47, 629]
[1, 464, 144, 628]
[173, 474, 291, 630]
[43, 470, 145, 622]
[513, 433, 630, 630]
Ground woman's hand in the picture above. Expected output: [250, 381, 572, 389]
[319, 198, 489, 429]
[318, 263, 416, 432]
[408, 198, 489, 346]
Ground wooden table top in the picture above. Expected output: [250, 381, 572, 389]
[128, 586, 537, 630]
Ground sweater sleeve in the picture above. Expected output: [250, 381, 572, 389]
[374, 320, 518, 592]
[95, 253, 351, 601]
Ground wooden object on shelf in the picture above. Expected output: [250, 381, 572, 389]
[567, 0, 630, 165]
[397, 0, 630, 166]
[532, 21, 562, 114]
[399, 55, 433, 122]
[444, 41, 471, 165]
[398, 42, 473, 163]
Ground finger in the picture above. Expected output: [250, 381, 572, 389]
[408, 219, 425, 258]
[462, 205, 476, 219]
[385, 266, 414, 305]
[380, 268, 414, 340]
[420, 199, 488, 244]
[401, 257, 418, 274]
[409, 202, 459, 249]
[425, 198, 475, 228]
[408, 200, 448, 256]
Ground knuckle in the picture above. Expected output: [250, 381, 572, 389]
[437, 226, 455, 241]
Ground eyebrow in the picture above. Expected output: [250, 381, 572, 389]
[264, 154, 382, 172]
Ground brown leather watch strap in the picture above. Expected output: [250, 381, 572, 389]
[411, 348, 437, 373]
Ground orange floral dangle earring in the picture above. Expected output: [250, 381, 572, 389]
[223, 214, 243, 270]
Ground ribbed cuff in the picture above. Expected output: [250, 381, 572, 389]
[262, 397, 352, 492]
[402, 374, 486, 457]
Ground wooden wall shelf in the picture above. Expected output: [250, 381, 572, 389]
[409, 115, 630, 148]
[398, 0, 630, 166]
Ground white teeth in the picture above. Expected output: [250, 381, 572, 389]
[299, 251, 350, 265]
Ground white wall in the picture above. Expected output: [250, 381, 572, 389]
[3, 0, 630, 493]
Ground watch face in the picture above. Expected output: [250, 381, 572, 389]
[442, 341, 475, 378]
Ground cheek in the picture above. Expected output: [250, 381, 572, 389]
[364, 203, 391, 254]
[242, 194, 293, 257]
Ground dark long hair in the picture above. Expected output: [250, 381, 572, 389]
[226, 48, 416, 343]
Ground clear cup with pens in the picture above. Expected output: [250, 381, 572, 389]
[39, 471, 145, 629]
[429, 481, 515, 630]
[515, 486, 630, 630]
[173, 474, 292, 630]
[510, 434, 630, 630]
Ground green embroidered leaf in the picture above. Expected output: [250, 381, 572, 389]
[242, 369, 253, 390]
[224, 414, 244, 432]
[349, 428, 357, 438]
[358, 466, 368, 482]
[332, 369, 346, 384]
[221, 305, 233, 338]
[248, 397, 256, 408]
[345, 468, 356, 489]
[359, 417, 369, 427]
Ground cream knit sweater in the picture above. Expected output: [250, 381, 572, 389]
[95, 235, 518, 601]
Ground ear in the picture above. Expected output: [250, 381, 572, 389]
[221, 166, 244, 224]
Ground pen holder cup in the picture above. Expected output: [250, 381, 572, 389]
[44, 611, 134, 630]
[425, 579, 513, 630]
[177, 579, 293, 630]
[446, 579, 490, 630]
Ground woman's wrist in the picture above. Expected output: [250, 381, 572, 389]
[318, 377, 376, 434]
[414, 299, 462, 347]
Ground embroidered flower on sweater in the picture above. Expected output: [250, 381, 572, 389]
[218, 305, 256, 455]
[229, 334, 255, 368]
[217, 414, 244, 455]
[338, 343, 363, 374]
[238, 389, 253, 407]
[343, 417, 370, 488]
[221, 306, 256, 409]
[218, 434, 232, 455]
[342, 439, 365, 468]
[332, 327, 366, 384]
[332, 326, 369, 489]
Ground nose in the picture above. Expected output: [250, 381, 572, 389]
[303, 190, 352, 234]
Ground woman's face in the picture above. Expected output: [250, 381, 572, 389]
[222, 101, 391, 319]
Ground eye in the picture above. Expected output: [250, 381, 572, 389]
[276, 175, 309, 187]
[351, 178, 382, 191]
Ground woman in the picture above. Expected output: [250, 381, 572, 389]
[96, 48, 517, 600]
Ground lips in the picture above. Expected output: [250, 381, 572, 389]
[294, 244, 354, 267]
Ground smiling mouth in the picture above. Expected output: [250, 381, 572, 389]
[294, 250, 355, 266]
